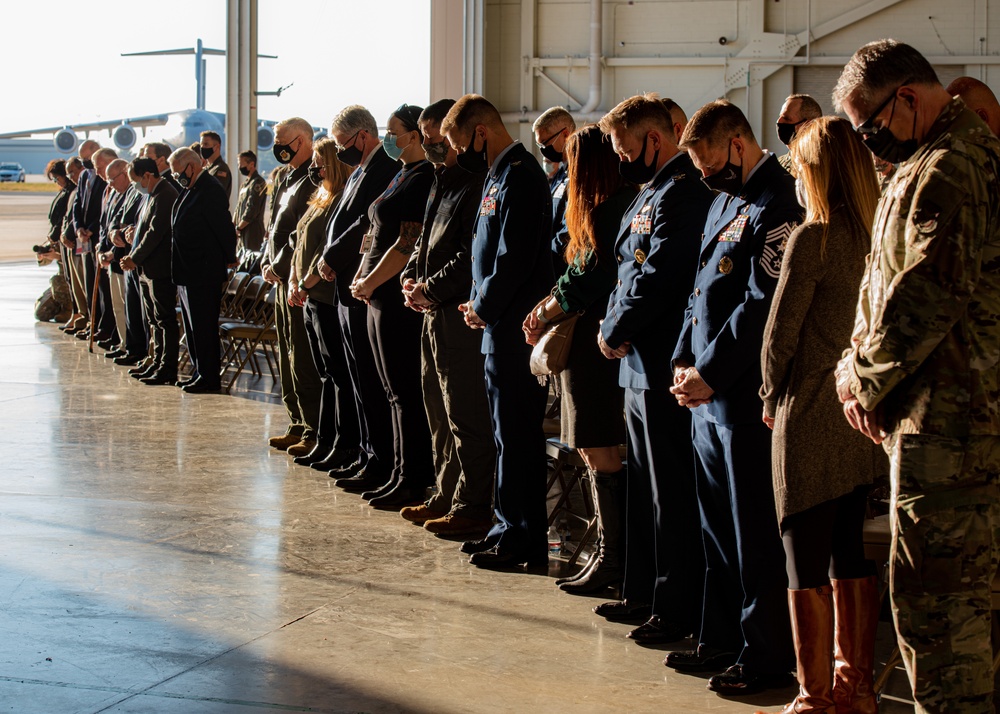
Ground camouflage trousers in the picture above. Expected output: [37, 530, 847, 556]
[887, 432, 1000, 713]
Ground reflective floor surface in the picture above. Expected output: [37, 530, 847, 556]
[0, 262, 915, 713]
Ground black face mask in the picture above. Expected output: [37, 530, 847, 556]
[701, 143, 744, 196]
[174, 167, 191, 189]
[457, 133, 489, 174]
[539, 143, 563, 163]
[861, 95, 919, 164]
[200, 146, 215, 160]
[776, 122, 799, 147]
[83, 159, 94, 170]
[273, 137, 299, 165]
[618, 136, 659, 185]
[336, 132, 363, 167]
[307, 165, 323, 186]
[239, 166, 250, 177]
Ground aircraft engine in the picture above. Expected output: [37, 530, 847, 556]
[113, 123, 137, 151]
[54, 129, 78, 154]
[257, 124, 275, 152]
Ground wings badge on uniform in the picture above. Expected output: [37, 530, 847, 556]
[760, 222, 795, 279]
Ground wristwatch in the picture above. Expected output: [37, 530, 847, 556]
[535, 306, 551, 325]
[298, 279, 309, 292]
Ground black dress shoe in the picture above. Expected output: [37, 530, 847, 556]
[664, 645, 739, 673]
[75, 330, 90, 340]
[183, 380, 221, 394]
[175, 377, 197, 388]
[469, 546, 547, 569]
[329, 453, 368, 477]
[139, 373, 178, 385]
[293, 442, 333, 466]
[335, 468, 388, 493]
[593, 599, 652, 622]
[105, 349, 127, 359]
[114, 354, 142, 366]
[706, 664, 794, 696]
[311, 446, 362, 472]
[368, 484, 425, 510]
[97, 339, 118, 351]
[131, 366, 156, 379]
[460, 533, 500, 555]
[626, 616, 692, 645]
[361, 476, 398, 501]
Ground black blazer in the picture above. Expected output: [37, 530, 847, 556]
[47, 186, 72, 242]
[170, 172, 237, 286]
[131, 179, 179, 281]
[107, 186, 143, 273]
[321, 146, 401, 306]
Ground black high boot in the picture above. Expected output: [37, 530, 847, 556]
[560, 468, 624, 594]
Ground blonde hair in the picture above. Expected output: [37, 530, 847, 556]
[309, 137, 352, 209]
[789, 116, 879, 256]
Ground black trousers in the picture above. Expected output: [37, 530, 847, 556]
[623, 388, 703, 630]
[366, 293, 433, 488]
[780, 486, 874, 590]
[484, 348, 548, 556]
[123, 269, 148, 357]
[303, 298, 360, 450]
[141, 276, 179, 377]
[340, 301, 393, 480]
[178, 282, 222, 387]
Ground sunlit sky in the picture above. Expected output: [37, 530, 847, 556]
[0, 0, 430, 135]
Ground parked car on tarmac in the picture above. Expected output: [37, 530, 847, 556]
[0, 163, 26, 182]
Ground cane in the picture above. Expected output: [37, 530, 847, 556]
[87, 250, 101, 354]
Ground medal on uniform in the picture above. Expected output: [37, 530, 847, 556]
[719, 212, 749, 242]
[719, 256, 733, 274]
[634, 249, 647, 264]
[630, 205, 652, 235]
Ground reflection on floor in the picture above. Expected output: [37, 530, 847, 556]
[0, 263, 915, 713]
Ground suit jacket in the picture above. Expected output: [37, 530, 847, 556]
[131, 179, 179, 281]
[106, 186, 143, 273]
[601, 152, 714, 390]
[470, 142, 553, 355]
[98, 186, 123, 272]
[321, 145, 401, 306]
[72, 169, 106, 250]
[48, 186, 72, 242]
[170, 172, 237, 286]
[236, 171, 267, 251]
[672, 153, 803, 425]
[207, 157, 233, 201]
[401, 163, 484, 308]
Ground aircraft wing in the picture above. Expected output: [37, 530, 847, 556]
[0, 113, 171, 139]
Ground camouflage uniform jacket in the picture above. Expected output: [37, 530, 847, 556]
[845, 98, 1000, 437]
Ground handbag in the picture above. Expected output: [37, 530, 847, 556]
[529, 310, 581, 376]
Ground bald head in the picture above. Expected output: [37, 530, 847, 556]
[79, 139, 101, 161]
[947, 76, 1000, 136]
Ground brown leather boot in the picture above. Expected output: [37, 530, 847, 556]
[831, 576, 880, 714]
[754, 586, 835, 714]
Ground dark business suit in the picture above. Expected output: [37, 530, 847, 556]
[171, 171, 237, 388]
[131, 179, 179, 378]
[321, 146, 400, 476]
[671, 154, 801, 675]
[471, 142, 553, 557]
[600, 152, 713, 629]
[549, 163, 570, 271]
[75, 171, 113, 335]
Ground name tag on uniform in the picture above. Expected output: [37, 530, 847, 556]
[630, 204, 652, 235]
[718, 212, 749, 242]
[480, 195, 497, 217]
[359, 232, 375, 253]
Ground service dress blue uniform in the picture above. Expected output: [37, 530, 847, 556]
[471, 142, 553, 557]
[601, 152, 713, 627]
[672, 153, 801, 675]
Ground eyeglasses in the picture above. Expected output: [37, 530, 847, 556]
[335, 131, 360, 152]
[107, 172, 124, 182]
[855, 81, 910, 136]
[536, 128, 563, 149]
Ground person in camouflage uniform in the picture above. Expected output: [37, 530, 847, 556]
[833, 39, 1000, 713]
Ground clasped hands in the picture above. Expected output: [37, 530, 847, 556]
[670, 362, 714, 408]
[835, 356, 885, 445]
